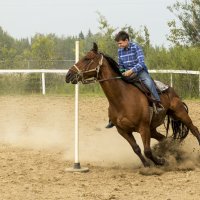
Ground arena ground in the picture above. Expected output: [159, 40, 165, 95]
[0, 95, 200, 200]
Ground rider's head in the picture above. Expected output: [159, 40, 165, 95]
[115, 31, 129, 48]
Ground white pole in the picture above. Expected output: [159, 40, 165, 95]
[66, 41, 89, 172]
[74, 41, 80, 167]
[42, 72, 46, 95]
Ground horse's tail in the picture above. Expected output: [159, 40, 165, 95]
[165, 102, 189, 140]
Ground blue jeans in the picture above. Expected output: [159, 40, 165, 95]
[137, 70, 160, 101]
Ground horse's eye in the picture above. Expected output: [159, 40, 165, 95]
[84, 57, 91, 61]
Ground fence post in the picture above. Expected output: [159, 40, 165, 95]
[199, 73, 200, 97]
[42, 72, 46, 95]
[170, 73, 173, 87]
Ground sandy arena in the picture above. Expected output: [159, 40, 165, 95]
[0, 95, 200, 200]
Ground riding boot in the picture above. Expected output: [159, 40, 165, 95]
[105, 120, 114, 128]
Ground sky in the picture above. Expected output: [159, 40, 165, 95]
[0, 0, 185, 46]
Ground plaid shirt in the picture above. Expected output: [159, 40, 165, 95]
[118, 42, 148, 74]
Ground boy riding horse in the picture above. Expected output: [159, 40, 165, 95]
[106, 31, 164, 128]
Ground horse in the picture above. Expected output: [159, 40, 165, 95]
[65, 43, 200, 167]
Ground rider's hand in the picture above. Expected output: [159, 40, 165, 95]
[122, 69, 134, 76]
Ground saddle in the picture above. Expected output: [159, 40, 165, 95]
[121, 74, 169, 104]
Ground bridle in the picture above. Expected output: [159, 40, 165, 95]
[70, 54, 121, 84]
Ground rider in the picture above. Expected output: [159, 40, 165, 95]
[106, 31, 164, 128]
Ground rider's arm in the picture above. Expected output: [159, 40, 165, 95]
[131, 44, 145, 74]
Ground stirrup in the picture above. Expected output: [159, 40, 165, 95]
[153, 102, 164, 114]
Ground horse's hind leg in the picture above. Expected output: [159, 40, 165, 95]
[116, 127, 150, 167]
[170, 99, 200, 145]
[151, 128, 166, 142]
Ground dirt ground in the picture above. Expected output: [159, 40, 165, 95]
[0, 95, 200, 200]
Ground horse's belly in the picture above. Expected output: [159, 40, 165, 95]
[115, 116, 137, 130]
[109, 107, 147, 131]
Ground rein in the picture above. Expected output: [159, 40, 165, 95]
[98, 76, 122, 83]
[72, 54, 122, 84]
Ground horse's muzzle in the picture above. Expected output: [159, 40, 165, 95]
[65, 70, 79, 84]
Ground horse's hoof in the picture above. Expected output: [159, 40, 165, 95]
[156, 157, 165, 166]
[143, 161, 151, 168]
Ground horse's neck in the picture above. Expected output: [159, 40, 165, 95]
[99, 62, 126, 105]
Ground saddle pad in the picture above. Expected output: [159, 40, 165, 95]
[154, 80, 169, 92]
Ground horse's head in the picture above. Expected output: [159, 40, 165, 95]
[65, 43, 104, 84]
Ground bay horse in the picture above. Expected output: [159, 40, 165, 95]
[65, 43, 200, 167]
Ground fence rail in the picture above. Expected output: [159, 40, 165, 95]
[0, 69, 199, 96]
[149, 70, 200, 90]
[0, 69, 68, 95]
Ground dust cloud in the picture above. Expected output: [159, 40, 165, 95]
[0, 96, 199, 170]
[139, 137, 200, 175]
[0, 96, 142, 168]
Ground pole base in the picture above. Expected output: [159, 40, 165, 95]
[65, 162, 89, 173]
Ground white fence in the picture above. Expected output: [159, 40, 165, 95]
[149, 69, 200, 88]
[0, 69, 68, 95]
[0, 69, 199, 96]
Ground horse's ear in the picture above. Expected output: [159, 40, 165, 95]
[92, 42, 98, 53]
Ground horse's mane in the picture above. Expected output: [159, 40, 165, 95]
[100, 53, 122, 76]
[100, 53, 139, 83]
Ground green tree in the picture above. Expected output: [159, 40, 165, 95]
[96, 12, 117, 58]
[31, 34, 55, 61]
[79, 31, 85, 40]
[87, 29, 93, 38]
[0, 26, 15, 50]
[167, 0, 200, 46]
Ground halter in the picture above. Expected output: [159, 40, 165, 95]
[71, 54, 122, 84]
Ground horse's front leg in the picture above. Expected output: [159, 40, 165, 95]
[140, 126, 165, 166]
[116, 127, 150, 167]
